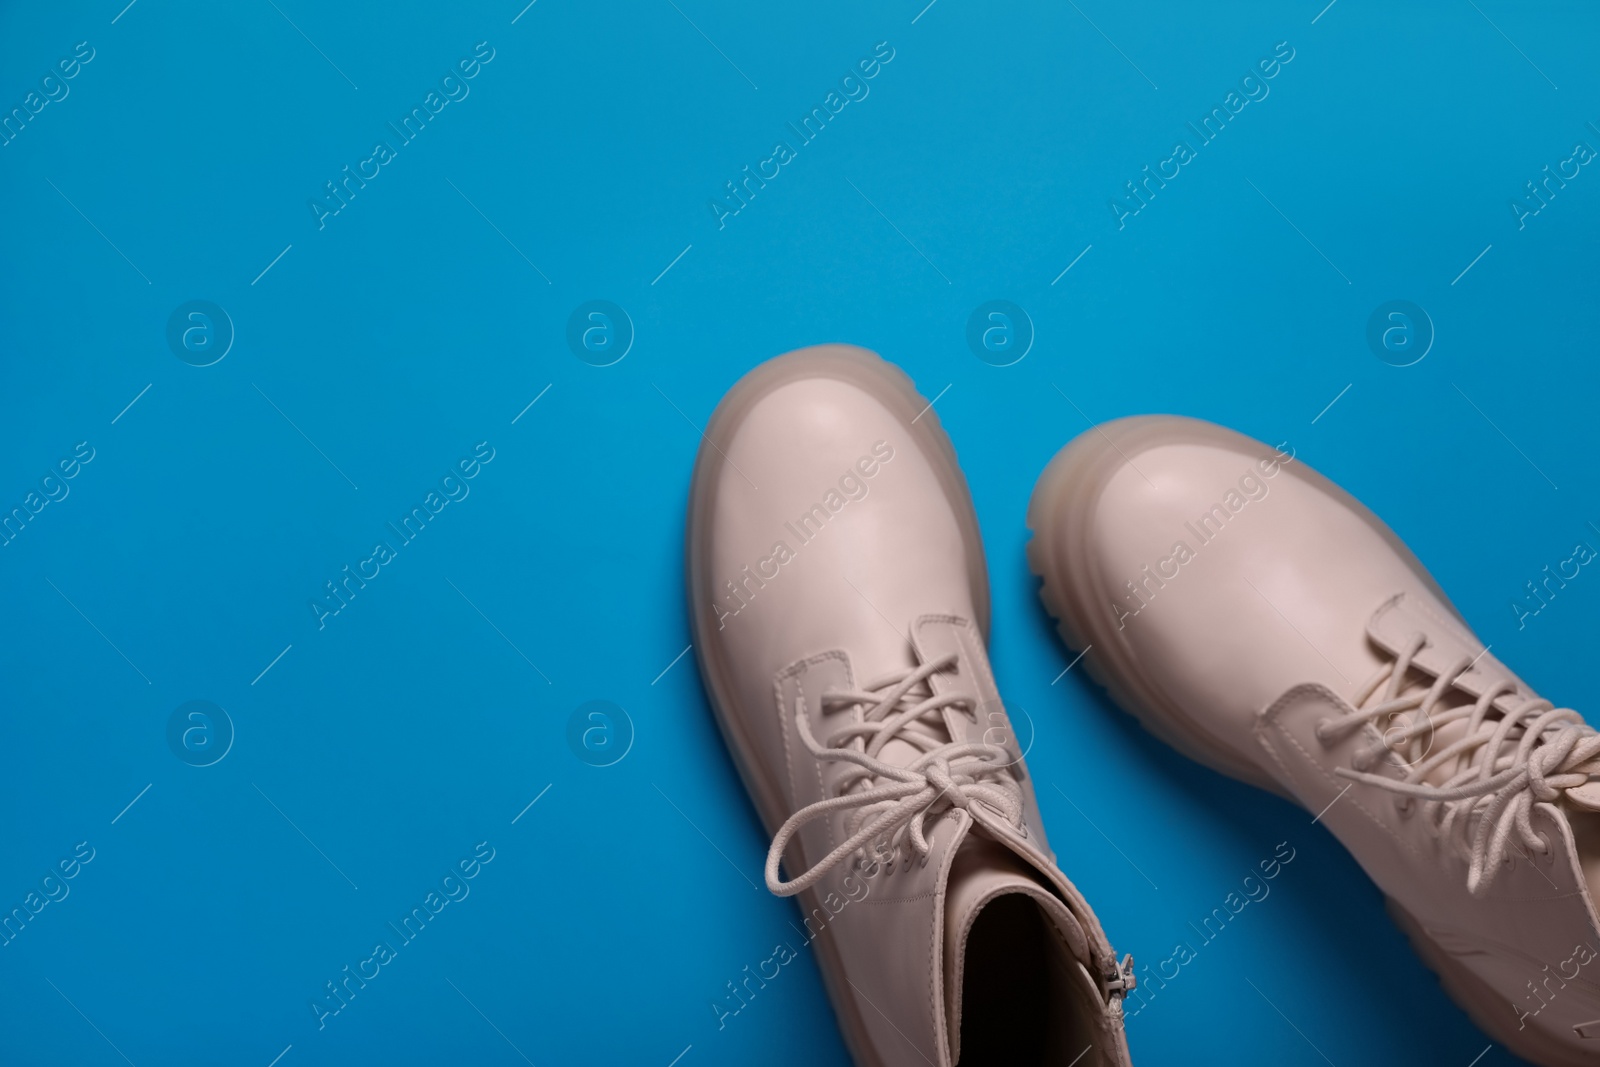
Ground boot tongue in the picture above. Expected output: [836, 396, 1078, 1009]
[942, 834, 1089, 1057]
[861, 644, 956, 770]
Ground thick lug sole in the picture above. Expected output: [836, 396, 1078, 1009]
[1388, 896, 1594, 1067]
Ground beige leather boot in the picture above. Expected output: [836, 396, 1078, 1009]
[1028, 414, 1600, 1067]
[689, 345, 1135, 1067]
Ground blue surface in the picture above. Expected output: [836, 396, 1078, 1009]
[1, 1, 1595, 1064]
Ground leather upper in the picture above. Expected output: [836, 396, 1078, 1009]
[704, 375, 977, 738]
[691, 348, 1131, 1067]
[1042, 417, 1600, 1060]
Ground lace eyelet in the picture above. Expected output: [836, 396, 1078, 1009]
[1536, 832, 1553, 857]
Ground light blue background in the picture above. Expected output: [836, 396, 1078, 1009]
[2, 0, 1596, 1064]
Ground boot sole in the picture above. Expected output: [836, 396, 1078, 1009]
[1388, 896, 1595, 1067]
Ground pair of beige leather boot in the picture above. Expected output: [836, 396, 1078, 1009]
[687, 345, 1600, 1067]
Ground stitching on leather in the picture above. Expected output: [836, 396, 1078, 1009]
[1366, 593, 1407, 645]
[775, 648, 851, 681]
[837, 878, 944, 1060]
[1378, 593, 1507, 678]
[775, 651, 851, 852]
[774, 668, 799, 817]
[1262, 694, 1430, 866]
[917, 612, 985, 724]
[953, 621, 988, 691]
[950, 624, 983, 715]
[1255, 683, 1328, 794]
[1371, 596, 1526, 715]
[929, 880, 942, 1067]
[1256, 727, 1299, 795]
[1407, 596, 1518, 691]
[856, 889, 938, 906]
[912, 808, 967, 1064]
[795, 673, 831, 854]
[1406, 594, 1472, 643]
[930, 817, 964, 1067]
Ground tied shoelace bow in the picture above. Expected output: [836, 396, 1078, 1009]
[763, 653, 1024, 898]
[1323, 632, 1600, 896]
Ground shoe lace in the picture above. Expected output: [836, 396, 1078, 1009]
[763, 652, 1025, 898]
[1323, 632, 1600, 896]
